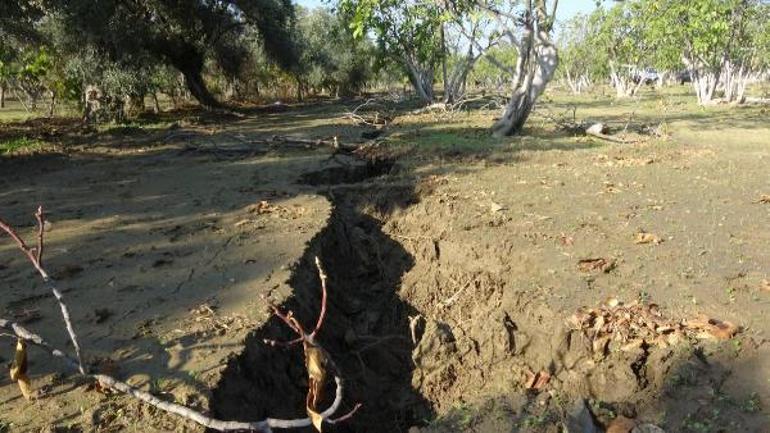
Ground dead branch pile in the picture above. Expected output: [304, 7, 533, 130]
[568, 298, 739, 357]
[0, 207, 358, 432]
[179, 133, 365, 158]
[342, 99, 395, 127]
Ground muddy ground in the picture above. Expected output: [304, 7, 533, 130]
[1, 92, 769, 433]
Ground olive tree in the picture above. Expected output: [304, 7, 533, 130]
[643, 0, 759, 104]
[556, 13, 603, 95]
[479, 0, 559, 136]
[340, 0, 443, 103]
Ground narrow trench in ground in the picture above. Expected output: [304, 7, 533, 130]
[210, 159, 433, 432]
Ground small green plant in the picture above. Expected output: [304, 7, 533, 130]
[725, 287, 737, 303]
[518, 411, 552, 428]
[0, 137, 46, 155]
[682, 413, 715, 433]
[740, 392, 761, 413]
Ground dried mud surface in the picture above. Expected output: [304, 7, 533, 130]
[1, 103, 769, 433]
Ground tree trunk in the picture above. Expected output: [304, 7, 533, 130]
[492, 88, 535, 137]
[296, 78, 304, 102]
[0, 84, 5, 109]
[48, 91, 56, 118]
[152, 93, 161, 114]
[492, 7, 558, 137]
[180, 66, 220, 109]
[405, 62, 434, 104]
[440, 24, 449, 102]
[683, 55, 722, 105]
[402, 51, 435, 104]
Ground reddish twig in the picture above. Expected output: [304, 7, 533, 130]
[263, 336, 303, 347]
[34, 206, 44, 264]
[310, 256, 328, 339]
[0, 207, 85, 373]
[0, 218, 37, 267]
[0, 317, 351, 432]
[1, 212, 359, 431]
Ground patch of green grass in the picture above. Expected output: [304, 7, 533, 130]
[0, 137, 47, 155]
[517, 412, 552, 428]
[740, 392, 762, 413]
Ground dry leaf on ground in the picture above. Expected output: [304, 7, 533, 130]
[569, 299, 739, 358]
[634, 232, 663, 244]
[632, 424, 666, 433]
[305, 343, 328, 432]
[753, 194, 770, 204]
[10, 338, 33, 399]
[686, 315, 739, 340]
[524, 370, 551, 390]
[760, 279, 770, 292]
[248, 200, 275, 214]
[607, 416, 638, 433]
[578, 258, 616, 273]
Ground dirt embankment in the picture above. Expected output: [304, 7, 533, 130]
[212, 147, 770, 433]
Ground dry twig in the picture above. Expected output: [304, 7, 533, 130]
[0, 208, 358, 432]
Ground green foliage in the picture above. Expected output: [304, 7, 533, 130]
[587, 3, 650, 72]
[293, 7, 374, 96]
[468, 45, 517, 88]
[642, 0, 742, 72]
[0, 137, 46, 155]
[337, 0, 443, 76]
[556, 12, 607, 83]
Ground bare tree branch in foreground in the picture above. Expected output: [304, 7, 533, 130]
[0, 207, 359, 432]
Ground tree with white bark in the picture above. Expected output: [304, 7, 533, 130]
[476, 0, 559, 136]
[440, 8, 509, 103]
[556, 13, 602, 95]
[341, 0, 443, 104]
[587, 3, 651, 98]
[642, 0, 768, 105]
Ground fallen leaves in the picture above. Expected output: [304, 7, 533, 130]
[578, 258, 616, 273]
[249, 200, 276, 214]
[634, 231, 663, 245]
[607, 416, 637, 433]
[568, 298, 740, 357]
[685, 315, 739, 341]
[753, 194, 770, 204]
[10, 338, 33, 399]
[305, 343, 328, 432]
[490, 201, 506, 213]
[524, 369, 551, 391]
[761, 279, 770, 292]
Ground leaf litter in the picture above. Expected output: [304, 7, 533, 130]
[569, 298, 740, 357]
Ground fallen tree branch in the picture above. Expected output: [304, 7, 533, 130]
[342, 98, 396, 127]
[181, 134, 365, 157]
[0, 207, 85, 374]
[0, 317, 351, 431]
[0, 207, 358, 432]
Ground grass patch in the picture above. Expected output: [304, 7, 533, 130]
[0, 137, 48, 155]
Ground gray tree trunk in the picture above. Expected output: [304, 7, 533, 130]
[153, 93, 161, 114]
[405, 60, 435, 104]
[48, 90, 56, 118]
[492, 6, 558, 137]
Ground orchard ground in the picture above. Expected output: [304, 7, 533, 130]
[1, 85, 769, 433]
